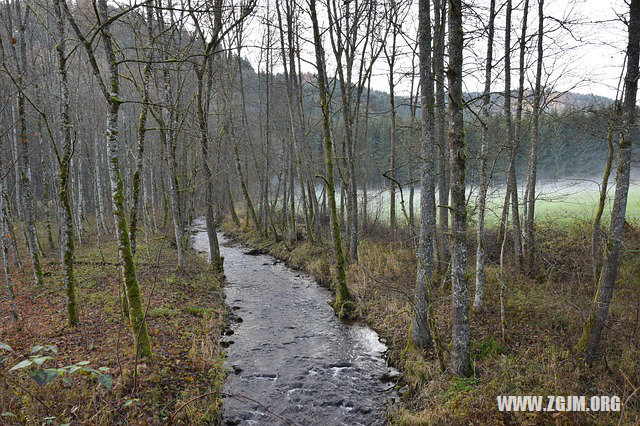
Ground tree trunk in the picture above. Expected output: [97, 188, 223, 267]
[448, 0, 471, 377]
[411, 0, 436, 350]
[129, 3, 154, 256]
[9, 0, 44, 287]
[591, 121, 615, 284]
[53, 0, 79, 326]
[523, 0, 544, 272]
[310, 0, 354, 318]
[473, 0, 496, 310]
[0, 177, 18, 322]
[577, 0, 639, 363]
[499, 0, 524, 272]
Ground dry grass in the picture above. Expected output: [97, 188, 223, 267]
[224, 218, 640, 424]
[0, 227, 228, 425]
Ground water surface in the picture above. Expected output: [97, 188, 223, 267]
[191, 218, 396, 425]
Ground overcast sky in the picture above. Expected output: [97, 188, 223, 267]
[238, 0, 631, 101]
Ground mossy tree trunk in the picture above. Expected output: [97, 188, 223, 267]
[577, 0, 639, 363]
[591, 120, 616, 284]
[309, 0, 353, 318]
[63, 0, 152, 356]
[53, 0, 79, 326]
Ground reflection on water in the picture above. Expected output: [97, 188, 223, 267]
[191, 218, 397, 425]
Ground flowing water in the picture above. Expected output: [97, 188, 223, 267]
[191, 218, 397, 425]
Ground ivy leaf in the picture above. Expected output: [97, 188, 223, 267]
[9, 359, 33, 371]
[97, 374, 112, 390]
[0, 342, 12, 352]
[29, 369, 60, 386]
[32, 356, 53, 366]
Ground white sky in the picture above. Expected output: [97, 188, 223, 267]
[237, 0, 630, 101]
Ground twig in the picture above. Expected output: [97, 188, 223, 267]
[0, 371, 60, 419]
[618, 369, 640, 426]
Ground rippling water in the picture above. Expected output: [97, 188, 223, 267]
[191, 218, 397, 425]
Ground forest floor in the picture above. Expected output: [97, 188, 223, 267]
[223, 218, 640, 425]
[0, 227, 228, 424]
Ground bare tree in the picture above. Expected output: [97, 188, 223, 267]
[473, 0, 496, 310]
[309, 0, 354, 318]
[448, 0, 470, 377]
[577, 0, 639, 364]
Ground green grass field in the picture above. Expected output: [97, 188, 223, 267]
[348, 181, 640, 227]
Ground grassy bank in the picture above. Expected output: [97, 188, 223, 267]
[0, 228, 227, 424]
[222, 219, 640, 424]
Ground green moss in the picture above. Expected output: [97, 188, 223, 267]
[187, 306, 216, 318]
[148, 306, 178, 318]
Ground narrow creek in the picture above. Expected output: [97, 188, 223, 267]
[191, 218, 397, 425]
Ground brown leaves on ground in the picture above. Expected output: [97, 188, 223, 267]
[0, 230, 227, 424]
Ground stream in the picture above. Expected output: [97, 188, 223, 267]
[191, 218, 397, 425]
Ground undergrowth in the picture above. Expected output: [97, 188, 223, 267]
[223, 218, 640, 424]
[0, 225, 227, 425]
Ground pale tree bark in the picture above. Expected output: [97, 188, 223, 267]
[53, 0, 79, 326]
[188, 0, 254, 275]
[506, 0, 529, 271]
[5, 0, 44, 287]
[73, 155, 84, 245]
[129, 2, 155, 256]
[277, 0, 312, 243]
[448, 0, 471, 377]
[93, 136, 108, 233]
[309, 0, 354, 318]
[191, 7, 225, 276]
[0, 176, 18, 323]
[233, 31, 262, 234]
[154, 4, 185, 267]
[523, 0, 544, 271]
[434, 0, 449, 275]
[577, 0, 639, 364]
[499, 0, 524, 272]
[473, 0, 496, 310]
[63, 0, 152, 356]
[384, 4, 399, 235]
[37, 120, 55, 250]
